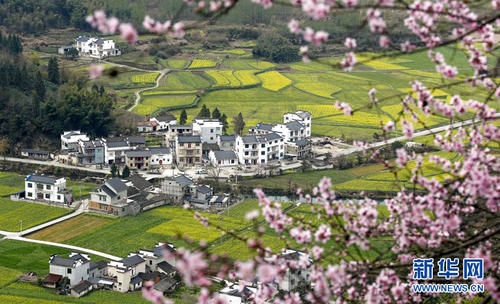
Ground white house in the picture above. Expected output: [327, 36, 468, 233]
[283, 111, 312, 137]
[272, 120, 306, 143]
[235, 133, 284, 166]
[209, 150, 238, 167]
[25, 174, 72, 204]
[218, 282, 256, 304]
[137, 242, 177, 273]
[150, 115, 177, 131]
[275, 249, 311, 292]
[107, 255, 146, 292]
[217, 135, 236, 151]
[48, 253, 91, 286]
[75, 36, 121, 59]
[88, 178, 129, 216]
[192, 119, 223, 144]
[61, 131, 89, 151]
[150, 148, 172, 166]
[137, 121, 157, 133]
[102, 138, 132, 165]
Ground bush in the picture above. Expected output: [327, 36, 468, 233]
[252, 33, 300, 63]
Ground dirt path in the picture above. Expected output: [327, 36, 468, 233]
[129, 69, 169, 112]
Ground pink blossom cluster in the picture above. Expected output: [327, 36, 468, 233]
[288, 20, 329, 46]
[334, 100, 353, 115]
[86, 11, 137, 43]
[143, 16, 185, 38]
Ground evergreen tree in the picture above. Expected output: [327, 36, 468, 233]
[212, 107, 221, 120]
[34, 71, 45, 99]
[121, 165, 130, 178]
[47, 57, 59, 84]
[220, 113, 228, 134]
[179, 109, 188, 125]
[198, 104, 211, 118]
[32, 94, 42, 118]
[111, 163, 118, 177]
[233, 112, 245, 135]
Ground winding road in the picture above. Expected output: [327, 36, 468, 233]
[129, 69, 169, 112]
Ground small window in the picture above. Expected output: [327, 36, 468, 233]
[261, 151, 265, 155]
[261, 144, 265, 148]
[210, 129, 214, 133]
[67, 268, 72, 274]
[57, 195, 61, 200]
[196, 143, 200, 147]
[27, 183, 32, 188]
[150, 260, 152, 265]
[45, 193, 50, 199]
[46, 185, 51, 190]
[27, 192, 32, 197]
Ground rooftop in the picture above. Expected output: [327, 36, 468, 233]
[125, 150, 152, 157]
[127, 175, 152, 191]
[197, 185, 212, 194]
[122, 255, 145, 267]
[72, 280, 92, 293]
[21, 149, 49, 155]
[26, 174, 58, 185]
[219, 135, 235, 141]
[284, 120, 304, 131]
[177, 135, 201, 143]
[213, 151, 237, 160]
[174, 175, 193, 187]
[106, 178, 128, 193]
[150, 148, 171, 155]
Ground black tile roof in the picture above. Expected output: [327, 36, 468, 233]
[150, 148, 171, 155]
[50, 256, 76, 267]
[106, 178, 128, 193]
[72, 280, 92, 293]
[174, 175, 193, 187]
[27, 175, 57, 184]
[157, 261, 176, 274]
[126, 150, 152, 157]
[197, 185, 212, 194]
[177, 135, 201, 143]
[219, 135, 235, 141]
[213, 151, 237, 160]
[122, 255, 145, 267]
[127, 175, 152, 191]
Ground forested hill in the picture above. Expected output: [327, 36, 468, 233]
[0, 0, 299, 34]
[0, 33, 115, 154]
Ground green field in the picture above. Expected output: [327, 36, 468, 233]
[159, 71, 210, 90]
[188, 59, 217, 69]
[133, 95, 197, 115]
[205, 70, 241, 87]
[257, 71, 292, 91]
[0, 198, 71, 231]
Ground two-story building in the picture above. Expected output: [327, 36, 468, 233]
[137, 242, 177, 273]
[24, 174, 72, 204]
[77, 140, 105, 165]
[125, 150, 152, 170]
[88, 178, 129, 216]
[102, 138, 132, 165]
[161, 175, 193, 202]
[283, 111, 312, 138]
[150, 148, 172, 167]
[176, 135, 202, 166]
[61, 131, 89, 151]
[75, 36, 121, 59]
[275, 249, 312, 292]
[48, 253, 91, 286]
[192, 119, 223, 144]
[150, 115, 177, 131]
[272, 120, 306, 143]
[285, 138, 312, 159]
[235, 133, 284, 166]
[165, 125, 192, 144]
[107, 255, 146, 292]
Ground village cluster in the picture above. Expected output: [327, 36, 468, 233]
[40, 243, 311, 302]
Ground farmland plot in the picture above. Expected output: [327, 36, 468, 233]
[188, 59, 217, 69]
[257, 71, 292, 91]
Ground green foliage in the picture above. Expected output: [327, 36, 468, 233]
[47, 57, 59, 84]
[232, 112, 245, 135]
[180, 109, 188, 125]
[212, 107, 221, 120]
[121, 165, 130, 178]
[252, 33, 300, 63]
[220, 113, 228, 134]
[197, 104, 211, 118]
[111, 163, 118, 177]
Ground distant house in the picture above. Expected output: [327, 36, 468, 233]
[274, 249, 312, 292]
[192, 118, 223, 144]
[107, 254, 146, 293]
[137, 242, 177, 273]
[285, 138, 312, 159]
[153, 276, 179, 295]
[89, 260, 108, 279]
[209, 150, 238, 167]
[127, 137, 147, 148]
[88, 178, 129, 216]
[218, 281, 256, 304]
[78, 140, 105, 165]
[165, 125, 192, 144]
[150, 115, 176, 131]
[162, 175, 193, 202]
[150, 148, 172, 167]
[42, 273, 62, 289]
[24, 174, 72, 204]
[176, 135, 202, 166]
[21, 149, 51, 160]
[283, 110, 312, 138]
[61, 131, 89, 152]
[125, 150, 152, 170]
[248, 123, 274, 135]
[71, 280, 93, 297]
[58, 45, 73, 55]
[102, 138, 132, 165]
[75, 36, 121, 59]
[48, 253, 91, 286]
[137, 121, 157, 133]
[235, 133, 284, 166]
[217, 135, 236, 151]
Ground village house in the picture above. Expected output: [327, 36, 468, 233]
[24, 174, 72, 204]
[274, 249, 312, 292]
[218, 281, 256, 304]
[21, 149, 51, 160]
[176, 135, 202, 166]
[137, 121, 157, 133]
[162, 175, 193, 202]
[150, 114, 177, 131]
[47, 253, 91, 286]
[88, 178, 129, 216]
[107, 254, 146, 293]
[235, 133, 284, 166]
[127, 136, 147, 148]
[137, 242, 177, 273]
[71, 280, 93, 298]
[61, 131, 89, 151]
[165, 125, 193, 144]
[75, 36, 121, 59]
[192, 118, 223, 144]
[283, 111, 312, 137]
[150, 148, 172, 167]
[272, 120, 307, 143]
[285, 138, 312, 159]
[209, 150, 238, 167]
[77, 140, 105, 165]
[217, 135, 236, 151]
[125, 150, 152, 170]
[102, 138, 132, 165]
[248, 123, 274, 135]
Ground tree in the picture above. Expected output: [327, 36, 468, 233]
[65, 48, 79, 60]
[197, 104, 211, 118]
[47, 57, 59, 84]
[212, 107, 221, 120]
[0, 138, 8, 170]
[33, 71, 45, 100]
[252, 33, 300, 63]
[232, 113, 245, 135]
[121, 165, 130, 178]
[179, 109, 188, 125]
[220, 114, 228, 135]
[111, 163, 118, 177]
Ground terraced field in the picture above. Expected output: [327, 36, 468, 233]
[131, 72, 159, 83]
[158, 71, 210, 90]
[205, 70, 241, 87]
[133, 95, 197, 115]
[188, 59, 217, 69]
[234, 70, 261, 85]
[257, 71, 292, 91]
